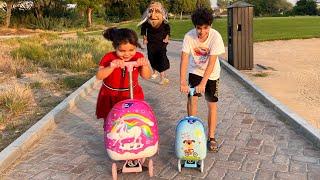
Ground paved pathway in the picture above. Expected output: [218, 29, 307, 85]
[3, 41, 320, 179]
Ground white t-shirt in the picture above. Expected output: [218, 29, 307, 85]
[182, 28, 225, 80]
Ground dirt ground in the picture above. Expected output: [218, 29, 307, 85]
[241, 38, 320, 129]
[0, 28, 42, 36]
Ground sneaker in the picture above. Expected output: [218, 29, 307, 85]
[151, 73, 158, 79]
[159, 78, 169, 85]
[207, 138, 219, 153]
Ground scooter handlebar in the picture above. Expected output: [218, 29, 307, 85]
[110, 61, 139, 72]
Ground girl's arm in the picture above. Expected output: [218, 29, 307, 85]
[137, 57, 151, 79]
[96, 59, 126, 80]
[96, 65, 115, 80]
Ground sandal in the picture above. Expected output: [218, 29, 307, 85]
[207, 138, 219, 153]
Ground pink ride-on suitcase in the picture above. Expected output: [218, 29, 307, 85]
[104, 62, 158, 180]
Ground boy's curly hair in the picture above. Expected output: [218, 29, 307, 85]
[191, 8, 214, 26]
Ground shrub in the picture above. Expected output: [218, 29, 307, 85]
[0, 9, 5, 25]
[0, 83, 34, 115]
[61, 74, 92, 89]
[0, 52, 37, 77]
[10, 35, 112, 72]
[11, 42, 48, 65]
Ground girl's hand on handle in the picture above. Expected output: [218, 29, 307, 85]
[137, 57, 149, 67]
[110, 59, 125, 68]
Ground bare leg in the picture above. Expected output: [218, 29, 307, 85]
[207, 102, 217, 138]
[187, 96, 198, 116]
[160, 71, 165, 79]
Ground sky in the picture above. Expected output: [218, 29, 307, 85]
[210, 0, 217, 8]
[287, 0, 298, 5]
[210, 0, 298, 7]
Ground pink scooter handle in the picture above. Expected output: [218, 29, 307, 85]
[110, 61, 140, 99]
[110, 61, 139, 72]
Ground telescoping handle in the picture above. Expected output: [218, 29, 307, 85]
[110, 61, 139, 99]
[189, 87, 195, 96]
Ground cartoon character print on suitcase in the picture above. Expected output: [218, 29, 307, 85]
[175, 116, 207, 161]
[105, 99, 159, 161]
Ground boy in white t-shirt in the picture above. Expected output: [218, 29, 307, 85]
[180, 8, 225, 152]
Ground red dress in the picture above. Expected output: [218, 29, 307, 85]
[96, 52, 145, 119]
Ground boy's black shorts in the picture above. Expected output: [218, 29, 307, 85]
[188, 73, 219, 102]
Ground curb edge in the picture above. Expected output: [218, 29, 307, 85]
[0, 76, 99, 173]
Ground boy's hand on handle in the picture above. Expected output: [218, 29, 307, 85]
[195, 82, 206, 94]
[110, 59, 125, 68]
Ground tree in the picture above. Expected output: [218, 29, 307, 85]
[32, 0, 68, 19]
[245, 0, 293, 16]
[105, 0, 140, 22]
[170, 0, 197, 19]
[274, 0, 293, 15]
[70, 0, 104, 27]
[196, 0, 212, 10]
[292, 0, 317, 15]
[217, 0, 229, 10]
[3, 0, 18, 28]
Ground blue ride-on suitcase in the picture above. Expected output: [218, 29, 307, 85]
[175, 116, 207, 172]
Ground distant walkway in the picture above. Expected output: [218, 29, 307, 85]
[3, 41, 320, 179]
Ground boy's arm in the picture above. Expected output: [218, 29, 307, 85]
[180, 52, 189, 94]
[196, 55, 217, 93]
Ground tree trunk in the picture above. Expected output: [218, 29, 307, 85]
[79, 10, 85, 17]
[86, 7, 93, 27]
[34, 3, 43, 19]
[4, 1, 14, 28]
[180, 11, 183, 20]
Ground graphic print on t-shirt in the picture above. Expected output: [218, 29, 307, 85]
[193, 46, 209, 66]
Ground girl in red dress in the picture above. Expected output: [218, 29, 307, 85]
[96, 27, 152, 124]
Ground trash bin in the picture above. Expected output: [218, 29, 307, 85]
[227, 1, 254, 70]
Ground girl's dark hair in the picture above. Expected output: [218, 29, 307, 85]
[103, 27, 142, 49]
[191, 8, 214, 26]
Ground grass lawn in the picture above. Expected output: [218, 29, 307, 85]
[0, 33, 112, 151]
[116, 16, 320, 43]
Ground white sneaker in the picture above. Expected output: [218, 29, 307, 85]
[151, 73, 158, 79]
[159, 78, 169, 85]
